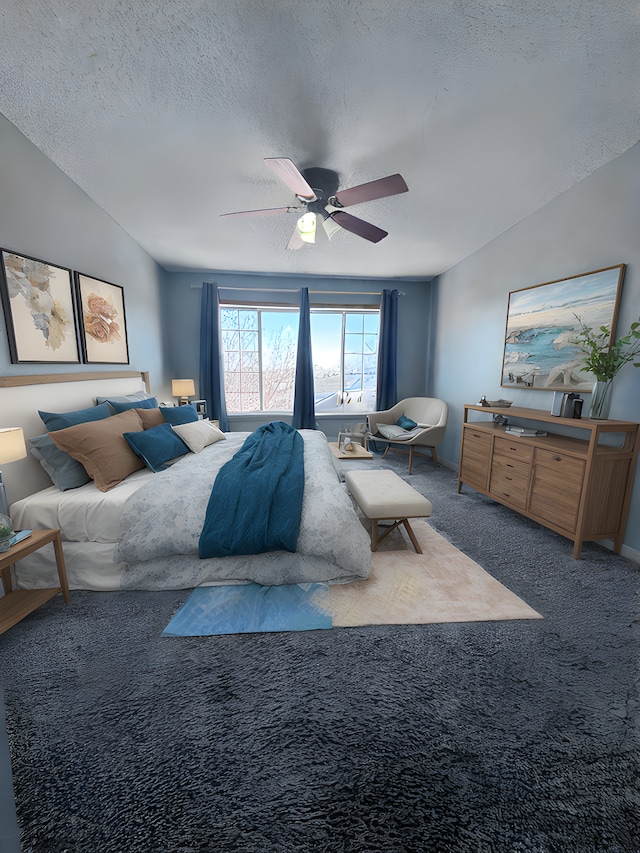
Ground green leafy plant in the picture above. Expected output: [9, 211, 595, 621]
[573, 314, 640, 381]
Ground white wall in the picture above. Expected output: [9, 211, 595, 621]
[433, 142, 640, 558]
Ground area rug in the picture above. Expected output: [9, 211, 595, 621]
[163, 521, 542, 635]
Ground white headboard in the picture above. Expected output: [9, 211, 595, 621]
[0, 370, 151, 505]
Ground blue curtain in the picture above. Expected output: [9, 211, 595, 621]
[292, 287, 316, 430]
[199, 282, 229, 431]
[376, 288, 398, 411]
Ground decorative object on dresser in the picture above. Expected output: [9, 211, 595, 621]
[172, 379, 196, 405]
[75, 273, 129, 364]
[458, 404, 639, 559]
[0, 249, 81, 364]
[571, 314, 640, 420]
[500, 265, 625, 391]
[0, 528, 70, 633]
[0, 428, 27, 518]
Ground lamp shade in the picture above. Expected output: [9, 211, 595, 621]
[0, 428, 27, 465]
[172, 379, 195, 398]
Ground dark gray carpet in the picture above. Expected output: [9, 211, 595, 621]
[1, 451, 639, 853]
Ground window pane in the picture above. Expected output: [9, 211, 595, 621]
[225, 351, 240, 371]
[311, 313, 342, 410]
[241, 350, 259, 371]
[241, 331, 258, 351]
[238, 310, 257, 330]
[364, 313, 379, 334]
[364, 333, 378, 355]
[344, 332, 363, 354]
[222, 329, 239, 351]
[220, 309, 238, 330]
[345, 313, 363, 333]
[262, 311, 298, 411]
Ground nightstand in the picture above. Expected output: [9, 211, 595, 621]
[0, 529, 70, 634]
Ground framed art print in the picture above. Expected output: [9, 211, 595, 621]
[76, 273, 129, 364]
[500, 265, 625, 391]
[0, 249, 81, 363]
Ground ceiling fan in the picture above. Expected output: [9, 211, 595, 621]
[221, 158, 408, 249]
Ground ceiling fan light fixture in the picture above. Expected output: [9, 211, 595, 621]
[297, 211, 316, 243]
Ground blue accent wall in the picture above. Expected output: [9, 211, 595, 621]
[159, 270, 435, 436]
[0, 113, 165, 383]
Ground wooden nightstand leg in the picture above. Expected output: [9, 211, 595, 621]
[1, 565, 12, 596]
[52, 532, 70, 603]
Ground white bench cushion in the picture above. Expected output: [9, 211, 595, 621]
[345, 469, 432, 519]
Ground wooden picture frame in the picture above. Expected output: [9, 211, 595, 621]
[0, 249, 81, 364]
[500, 265, 625, 391]
[75, 273, 129, 364]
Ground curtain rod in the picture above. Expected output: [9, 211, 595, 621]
[192, 284, 405, 296]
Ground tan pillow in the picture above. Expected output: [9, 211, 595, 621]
[137, 407, 165, 429]
[171, 420, 226, 453]
[50, 409, 145, 491]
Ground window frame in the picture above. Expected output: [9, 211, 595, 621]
[220, 300, 380, 415]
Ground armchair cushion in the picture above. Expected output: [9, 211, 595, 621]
[377, 424, 423, 441]
[396, 414, 418, 430]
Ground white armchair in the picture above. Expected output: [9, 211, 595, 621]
[367, 397, 448, 474]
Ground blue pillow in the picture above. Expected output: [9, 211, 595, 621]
[29, 433, 91, 491]
[108, 396, 158, 414]
[160, 404, 199, 426]
[123, 424, 190, 472]
[397, 414, 418, 430]
[39, 402, 113, 432]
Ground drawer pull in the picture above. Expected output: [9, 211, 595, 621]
[553, 455, 562, 462]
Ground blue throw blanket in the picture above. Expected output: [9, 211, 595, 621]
[199, 421, 304, 559]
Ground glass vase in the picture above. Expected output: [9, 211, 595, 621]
[588, 379, 613, 420]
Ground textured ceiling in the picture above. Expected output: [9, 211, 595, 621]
[1, 1, 639, 279]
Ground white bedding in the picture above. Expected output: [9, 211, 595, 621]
[11, 466, 156, 543]
[10, 429, 371, 591]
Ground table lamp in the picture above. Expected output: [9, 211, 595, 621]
[0, 427, 27, 518]
[172, 379, 195, 405]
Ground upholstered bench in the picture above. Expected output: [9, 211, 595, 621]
[344, 469, 433, 554]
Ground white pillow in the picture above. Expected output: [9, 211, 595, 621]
[171, 420, 226, 453]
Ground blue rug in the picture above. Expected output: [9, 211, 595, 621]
[162, 582, 332, 636]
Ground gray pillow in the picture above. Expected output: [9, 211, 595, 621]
[377, 423, 422, 441]
[29, 433, 91, 491]
[95, 391, 154, 405]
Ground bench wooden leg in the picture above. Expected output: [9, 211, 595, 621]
[370, 518, 423, 554]
[401, 519, 423, 554]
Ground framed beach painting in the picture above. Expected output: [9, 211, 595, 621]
[76, 273, 129, 364]
[0, 250, 81, 363]
[500, 265, 625, 391]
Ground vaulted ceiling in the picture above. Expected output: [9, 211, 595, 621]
[1, 1, 639, 279]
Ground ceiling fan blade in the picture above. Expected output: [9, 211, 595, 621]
[334, 173, 408, 207]
[220, 206, 299, 218]
[287, 225, 305, 250]
[264, 158, 317, 201]
[329, 211, 388, 243]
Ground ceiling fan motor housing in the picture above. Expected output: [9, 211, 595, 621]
[300, 167, 341, 212]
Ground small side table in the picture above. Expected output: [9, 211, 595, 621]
[0, 529, 70, 635]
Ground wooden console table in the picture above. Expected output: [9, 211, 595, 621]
[458, 405, 639, 559]
[0, 529, 70, 634]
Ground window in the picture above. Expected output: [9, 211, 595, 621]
[221, 307, 299, 413]
[311, 309, 379, 413]
[221, 304, 379, 415]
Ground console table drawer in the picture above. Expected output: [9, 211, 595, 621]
[534, 448, 585, 485]
[490, 457, 531, 509]
[494, 436, 533, 463]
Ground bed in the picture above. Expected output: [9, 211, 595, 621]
[5, 373, 371, 591]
